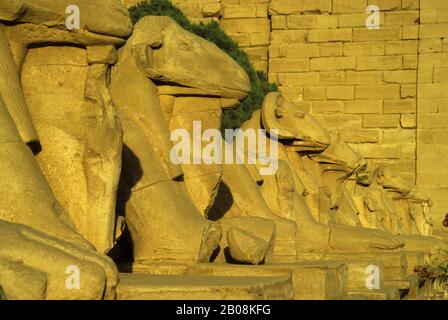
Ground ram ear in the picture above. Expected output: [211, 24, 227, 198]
[261, 92, 295, 139]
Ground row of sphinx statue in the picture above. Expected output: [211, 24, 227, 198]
[0, 0, 446, 299]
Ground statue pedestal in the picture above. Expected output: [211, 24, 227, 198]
[117, 274, 294, 300]
[119, 261, 345, 300]
[119, 253, 425, 300]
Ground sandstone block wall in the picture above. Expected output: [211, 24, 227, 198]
[121, 0, 448, 231]
[417, 0, 448, 231]
[170, 0, 271, 72]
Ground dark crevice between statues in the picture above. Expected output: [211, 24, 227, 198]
[109, 144, 142, 269]
[27, 140, 42, 155]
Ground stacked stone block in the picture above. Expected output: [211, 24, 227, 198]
[171, 0, 222, 23]
[220, 0, 270, 72]
[417, 0, 448, 232]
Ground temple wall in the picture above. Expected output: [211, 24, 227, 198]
[122, 0, 448, 231]
[417, 0, 448, 231]
[268, 0, 419, 190]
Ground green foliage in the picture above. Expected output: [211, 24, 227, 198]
[415, 259, 448, 298]
[129, 0, 278, 130]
